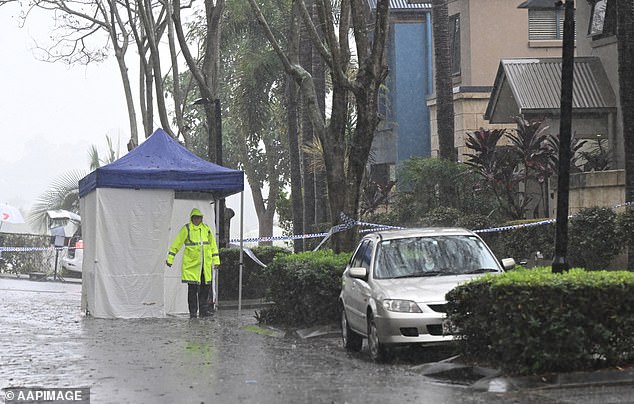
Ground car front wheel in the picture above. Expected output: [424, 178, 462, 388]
[341, 306, 363, 352]
[368, 314, 390, 362]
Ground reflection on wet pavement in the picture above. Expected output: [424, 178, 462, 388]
[1, 278, 540, 403]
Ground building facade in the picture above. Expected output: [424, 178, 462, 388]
[425, 0, 565, 159]
[370, 0, 433, 186]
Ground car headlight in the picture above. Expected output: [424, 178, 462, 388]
[382, 299, 422, 313]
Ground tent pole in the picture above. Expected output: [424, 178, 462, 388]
[239, 191, 244, 316]
[214, 198, 220, 311]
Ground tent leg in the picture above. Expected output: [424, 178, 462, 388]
[214, 199, 220, 311]
[239, 191, 244, 316]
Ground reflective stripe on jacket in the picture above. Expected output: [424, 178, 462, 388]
[167, 221, 220, 284]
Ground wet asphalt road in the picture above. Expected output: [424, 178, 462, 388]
[0, 277, 631, 404]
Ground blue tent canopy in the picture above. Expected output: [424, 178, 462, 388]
[79, 128, 244, 198]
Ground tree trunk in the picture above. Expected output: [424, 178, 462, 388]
[617, 0, 634, 269]
[288, 4, 305, 252]
[104, 0, 139, 149]
[287, 77, 304, 252]
[300, 5, 317, 235]
[312, 1, 329, 225]
[249, 0, 391, 252]
[172, 0, 226, 242]
[166, 0, 185, 137]
[432, 0, 455, 161]
[137, 0, 174, 137]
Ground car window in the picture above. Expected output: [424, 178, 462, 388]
[374, 235, 500, 279]
[350, 240, 373, 271]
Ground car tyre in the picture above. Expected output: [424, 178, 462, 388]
[368, 314, 390, 362]
[341, 307, 363, 352]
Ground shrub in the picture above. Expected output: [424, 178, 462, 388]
[568, 207, 620, 270]
[477, 220, 555, 264]
[0, 233, 53, 274]
[447, 267, 634, 375]
[256, 250, 351, 327]
[617, 206, 634, 249]
[389, 157, 501, 227]
[218, 246, 290, 300]
[416, 207, 495, 231]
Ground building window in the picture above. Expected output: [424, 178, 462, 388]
[528, 8, 565, 40]
[588, 0, 616, 39]
[449, 14, 461, 76]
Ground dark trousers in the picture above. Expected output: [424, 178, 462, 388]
[187, 268, 210, 316]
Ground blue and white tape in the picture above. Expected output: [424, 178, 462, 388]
[5, 202, 634, 252]
[0, 246, 52, 252]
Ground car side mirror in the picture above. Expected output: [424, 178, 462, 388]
[348, 267, 368, 279]
[501, 258, 516, 270]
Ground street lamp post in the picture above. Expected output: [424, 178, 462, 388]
[552, 0, 575, 273]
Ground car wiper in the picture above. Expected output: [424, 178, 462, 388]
[464, 268, 499, 274]
[392, 273, 422, 279]
[393, 270, 445, 278]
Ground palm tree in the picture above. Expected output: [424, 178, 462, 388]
[221, 0, 289, 246]
[88, 135, 120, 170]
[27, 170, 86, 234]
[432, 0, 455, 161]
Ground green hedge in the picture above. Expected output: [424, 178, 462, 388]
[568, 207, 620, 270]
[255, 250, 351, 327]
[478, 207, 622, 269]
[478, 220, 555, 264]
[217, 246, 290, 301]
[0, 233, 53, 274]
[446, 267, 634, 375]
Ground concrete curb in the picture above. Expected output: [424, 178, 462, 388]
[412, 354, 634, 392]
[472, 367, 634, 392]
[217, 299, 272, 310]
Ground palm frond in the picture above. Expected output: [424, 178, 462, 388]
[27, 169, 87, 234]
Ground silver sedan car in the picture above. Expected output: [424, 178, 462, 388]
[339, 228, 515, 361]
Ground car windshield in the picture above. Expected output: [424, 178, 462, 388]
[373, 235, 501, 279]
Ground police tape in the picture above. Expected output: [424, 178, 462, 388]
[473, 218, 557, 234]
[5, 202, 634, 251]
[229, 201, 634, 244]
[0, 246, 52, 252]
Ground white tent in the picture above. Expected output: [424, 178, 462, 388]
[78, 129, 244, 318]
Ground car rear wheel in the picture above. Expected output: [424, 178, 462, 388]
[368, 314, 390, 362]
[341, 307, 363, 352]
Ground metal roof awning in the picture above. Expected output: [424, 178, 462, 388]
[485, 57, 617, 124]
[517, 0, 559, 9]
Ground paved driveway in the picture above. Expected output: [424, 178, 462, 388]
[1, 277, 631, 404]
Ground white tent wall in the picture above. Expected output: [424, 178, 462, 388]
[163, 198, 216, 315]
[81, 188, 174, 318]
[80, 191, 96, 315]
[77, 129, 244, 319]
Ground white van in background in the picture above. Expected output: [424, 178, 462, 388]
[61, 236, 83, 276]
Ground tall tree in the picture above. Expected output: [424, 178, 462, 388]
[288, 1, 305, 252]
[172, 0, 224, 162]
[220, 0, 290, 245]
[172, 0, 228, 244]
[300, 0, 316, 236]
[26, 0, 142, 149]
[431, 0, 455, 161]
[617, 0, 634, 269]
[248, 0, 391, 252]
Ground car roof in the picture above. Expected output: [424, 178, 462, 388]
[364, 227, 477, 241]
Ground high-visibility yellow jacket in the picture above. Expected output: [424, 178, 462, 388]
[167, 210, 220, 284]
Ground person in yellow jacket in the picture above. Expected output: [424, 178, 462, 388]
[166, 208, 220, 318]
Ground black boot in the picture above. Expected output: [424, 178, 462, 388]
[187, 284, 198, 318]
[199, 283, 211, 317]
